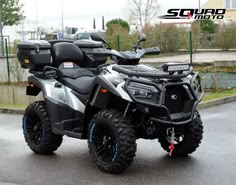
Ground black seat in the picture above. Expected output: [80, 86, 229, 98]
[51, 42, 95, 95]
[60, 76, 95, 95]
[51, 42, 84, 68]
[58, 63, 95, 95]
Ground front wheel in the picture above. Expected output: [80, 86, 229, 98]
[88, 110, 137, 173]
[158, 111, 203, 156]
[23, 101, 63, 154]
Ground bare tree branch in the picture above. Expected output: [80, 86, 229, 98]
[129, 0, 159, 29]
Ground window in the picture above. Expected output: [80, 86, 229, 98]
[225, 0, 236, 9]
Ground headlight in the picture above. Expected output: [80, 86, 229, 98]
[127, 82, 160, 103]
[162, 63, 190, 73]
[190, 73, 204, 100]
[193, 75, 203, 99]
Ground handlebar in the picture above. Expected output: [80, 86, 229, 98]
[84, 47, 160, 62]
[142, 47, 160, 55]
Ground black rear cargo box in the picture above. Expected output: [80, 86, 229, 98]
[17, 40, 52, 70]
[74, 40, 107, 68]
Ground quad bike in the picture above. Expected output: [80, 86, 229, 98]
[17, 33, 204, 173]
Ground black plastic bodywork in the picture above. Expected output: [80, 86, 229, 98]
[17, 40, 52, 70]
[74, 40, 107, 68]
[123, 74, 203, 126]
[26, 83, 41, 96]
[44, 96, 84, 138]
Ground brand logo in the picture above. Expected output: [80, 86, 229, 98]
[159, 9, 226, 20]
[171, 94, 178, 100]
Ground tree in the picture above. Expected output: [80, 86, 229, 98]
[191, 20, 201, 49]
[106, 18, 130, 32]
[129, 0, 160, 28]
[157, 23, 188, 53]
[216, 22, 236, 50]
[106, 19, 131, 51]
[192, 20, 218, 49]
[0, 0, 24, 55]
[200, 20, 217, 34]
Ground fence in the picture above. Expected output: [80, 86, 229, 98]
[0, 85, 42, 105]
[0, 35, 10, 57]
[0, 56, 28, 82]
[1, 30, 236, 87]
[0, 36, 4, 56]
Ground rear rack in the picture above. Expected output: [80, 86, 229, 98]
[112, 65, 193, 79]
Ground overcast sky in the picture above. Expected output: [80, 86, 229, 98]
[19, 0, 208, 30]
[4, 0, 208, 39]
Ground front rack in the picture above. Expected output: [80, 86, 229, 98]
[112, 65, 193, 79]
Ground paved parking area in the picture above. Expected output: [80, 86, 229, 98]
[0, 102, 235, 185]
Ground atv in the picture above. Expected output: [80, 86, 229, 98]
[17, 33, 204, 173]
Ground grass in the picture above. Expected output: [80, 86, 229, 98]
[0, 89, 235, 110]
[0, 104, 27, 110]
[203, 88, 236, 102]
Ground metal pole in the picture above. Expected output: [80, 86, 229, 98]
[102, 16, 105, 30]
[0, 3, 5, 56]
[116, 35, 120, 51]
[5, 38, 10, 83]
[61, 0, 64, 32]
[0, 30, 4, 56]
[189, 31, 193, 65]
[198, 0, 201, 52]
[35, 0, 38, 39]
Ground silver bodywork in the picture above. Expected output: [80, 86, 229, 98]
[103, 65, 133, 101]
[32, 76, 86, 113]
[31, 65, 134, 114]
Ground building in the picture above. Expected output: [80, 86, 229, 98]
[202, 0, 236, 20]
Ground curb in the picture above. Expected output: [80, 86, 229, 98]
[0, 108, 25, 114]
[197, 95, 236, 109]
[0, 95, 236, 115]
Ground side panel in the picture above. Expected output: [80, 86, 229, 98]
[28, 76, 85, 113]
[82, 75, 132, 139]
[45, 96, 82, 125]
[28, 76, 86, 126]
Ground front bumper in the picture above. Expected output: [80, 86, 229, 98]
[124, 74, 204, 126]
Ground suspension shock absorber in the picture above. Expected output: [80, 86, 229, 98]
[123, 102, 131, 117]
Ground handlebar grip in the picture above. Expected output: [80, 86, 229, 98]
[143, 47, 160, 55]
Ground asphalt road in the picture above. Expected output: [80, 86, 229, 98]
[0, 102, 236, 185]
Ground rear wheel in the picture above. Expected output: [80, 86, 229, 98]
[88, 109, 137, 173]
[158, 111, 203, 156]
[23, 101, 63, 154]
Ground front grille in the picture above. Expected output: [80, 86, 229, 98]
[164, 85, 190, 114]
